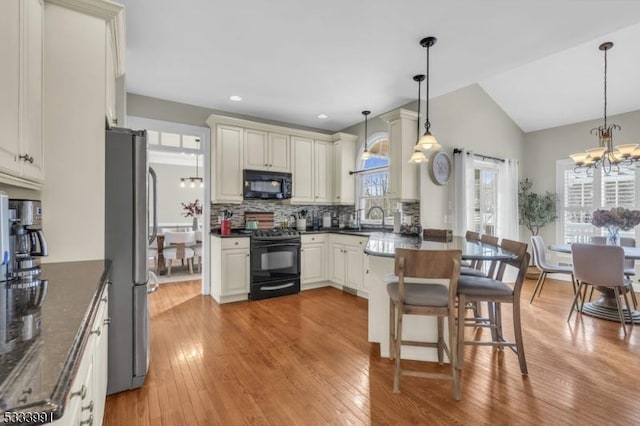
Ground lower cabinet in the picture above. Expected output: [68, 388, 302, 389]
[53, 286, 109, 426]
[301, 234, 326, 285]
[329, 235, 367, 294]
[210, 236, 250, 303]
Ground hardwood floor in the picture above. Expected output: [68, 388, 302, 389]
[104, 278, 640, 425]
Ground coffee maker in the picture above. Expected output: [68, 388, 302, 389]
[7, 199, 48, 280]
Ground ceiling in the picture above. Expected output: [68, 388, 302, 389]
[120, 0, 640, 133]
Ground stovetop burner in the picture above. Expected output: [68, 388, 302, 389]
[252, 229, 300, 238]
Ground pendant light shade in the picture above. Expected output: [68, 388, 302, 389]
[409, 74, 428, 164]
[417, 36, 440, 152]
[360, 110, 372, 160]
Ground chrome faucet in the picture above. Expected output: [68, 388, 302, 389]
[366, 206, 386, 230]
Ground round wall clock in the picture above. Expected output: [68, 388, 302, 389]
[429, 151, 452, 185]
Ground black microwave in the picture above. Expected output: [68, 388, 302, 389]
[243, 169, 292, 200]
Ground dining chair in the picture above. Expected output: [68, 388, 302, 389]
[457, 238, 530, 375]
[190, 230, 203, 273]
[589, 236, 637, 308]
[568, 243, 634, 335]
[387, 248, 462, 400]
[529, 235, 576, 303]
[463, 231, 480, 268]
[163, 231, 196, 276]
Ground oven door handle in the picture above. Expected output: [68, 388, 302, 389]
[252, 243, 300, 248]
[259, 282, 296, 291]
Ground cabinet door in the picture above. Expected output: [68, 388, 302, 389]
[345, 245, 364, 290]
[214, 125, 244, 202]
[20, 0, 43, 181]
[243, 128, 268, 171]
[105, 26, 117, 127]
[330, 244, 345, 285]
[291, 136, 314, 203]
[268, 132, 290, 172]
[0, 0, 21, 175]
[302, 243, 325, 283]
[93, 292, 109, 425]
[222, 248, 250, 296]
[314, 140, 332, 203]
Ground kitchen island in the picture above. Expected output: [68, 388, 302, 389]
[364, 233, 514, 362]
[0, 260, 110, 424]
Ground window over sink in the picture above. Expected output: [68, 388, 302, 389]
[356, 133, 393, 225]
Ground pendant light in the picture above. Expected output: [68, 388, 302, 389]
[409, 74, 428, 164]
[414, 36, 441, 152]
[569, 41, 638, 175]
[180, 138, 204, 188]
[360, 110, 372, 160]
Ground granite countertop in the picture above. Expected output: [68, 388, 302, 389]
[0, 260, 110, 422]
[364, 234, 516, 261]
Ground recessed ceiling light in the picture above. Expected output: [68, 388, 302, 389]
[317, 114, 328, 119]
[229, 95, 242, 102]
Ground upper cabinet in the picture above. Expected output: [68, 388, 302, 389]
[380, 109, 419, 202]
[332, 133, 357, 205]
[243, 129, 291, 173]
[208, 114, 351, 205]
[0, 0, 43, 188]
[290, 137, 332, 204]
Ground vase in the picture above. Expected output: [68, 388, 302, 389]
[192, 216, 199, 231]
[606, 227, 620, 245]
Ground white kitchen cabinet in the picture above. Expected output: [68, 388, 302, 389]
[314, 140, 332, 203]
[210, 236, 250, 303]
[52, 286, 109, 426]
[301, 234, 327, 285]
[380, 109, 419, 202]
[211, 124, 244, 203]
[105, 26, 117, 127]
[0, 0, 43, 186]
[291, 136, 314, 202]
[244, 130, 291, 173]
[291, 137, 332, 204]
[332, 133, 357, 205]
[329, 235, 367, 293]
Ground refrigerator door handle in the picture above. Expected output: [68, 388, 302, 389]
[148, 167, 158, 245]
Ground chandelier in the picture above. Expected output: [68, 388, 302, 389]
[180, 138, 204, 188]
[569, 41, 637, 175]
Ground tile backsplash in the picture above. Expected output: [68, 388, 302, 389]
[211, 200, 355, 229]
[211, 200, 421, 229]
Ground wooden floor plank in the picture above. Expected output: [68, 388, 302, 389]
[104, 278, 640, 425]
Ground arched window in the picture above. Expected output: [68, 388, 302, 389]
[356, 133, 392, 225]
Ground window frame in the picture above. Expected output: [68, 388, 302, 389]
[356, 132, 392, 226]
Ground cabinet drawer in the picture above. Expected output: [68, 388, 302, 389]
[302, 233, 327, 244]
[221, 237, 250, 250]
[330, 234, 367, 247]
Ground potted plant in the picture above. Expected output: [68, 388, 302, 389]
[518, 178, 557, 278]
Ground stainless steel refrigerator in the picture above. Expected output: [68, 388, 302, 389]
[105, 127, 157, 394]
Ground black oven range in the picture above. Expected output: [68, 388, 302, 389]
[249, 229, 301, 300]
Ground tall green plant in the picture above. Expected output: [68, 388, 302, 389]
[518, 178, 557, 236]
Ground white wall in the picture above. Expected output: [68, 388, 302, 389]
[523, 108, 640, 244]
[150, 162, 204, 226]
[42, 4, 106, 263]
[421, 84, 524, 229]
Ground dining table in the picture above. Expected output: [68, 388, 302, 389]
[364, 233, 518, 362]
[549, 243, 640, 324]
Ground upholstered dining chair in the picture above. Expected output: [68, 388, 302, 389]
[589, 236, 637, 308]
[457, 238, 530, 375]
[387, 249, 462, 400]
[568, 243, 634, 335]
[529, 235, 577, 303]
[148, 238, 158, 274]
[190, 230, 203, 273]
[163, 231, 196, 276]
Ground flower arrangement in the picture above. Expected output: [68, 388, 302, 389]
[591, 207, 640, 244]
[181, 199, 203, 217]
[591, 207, 640, 231]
